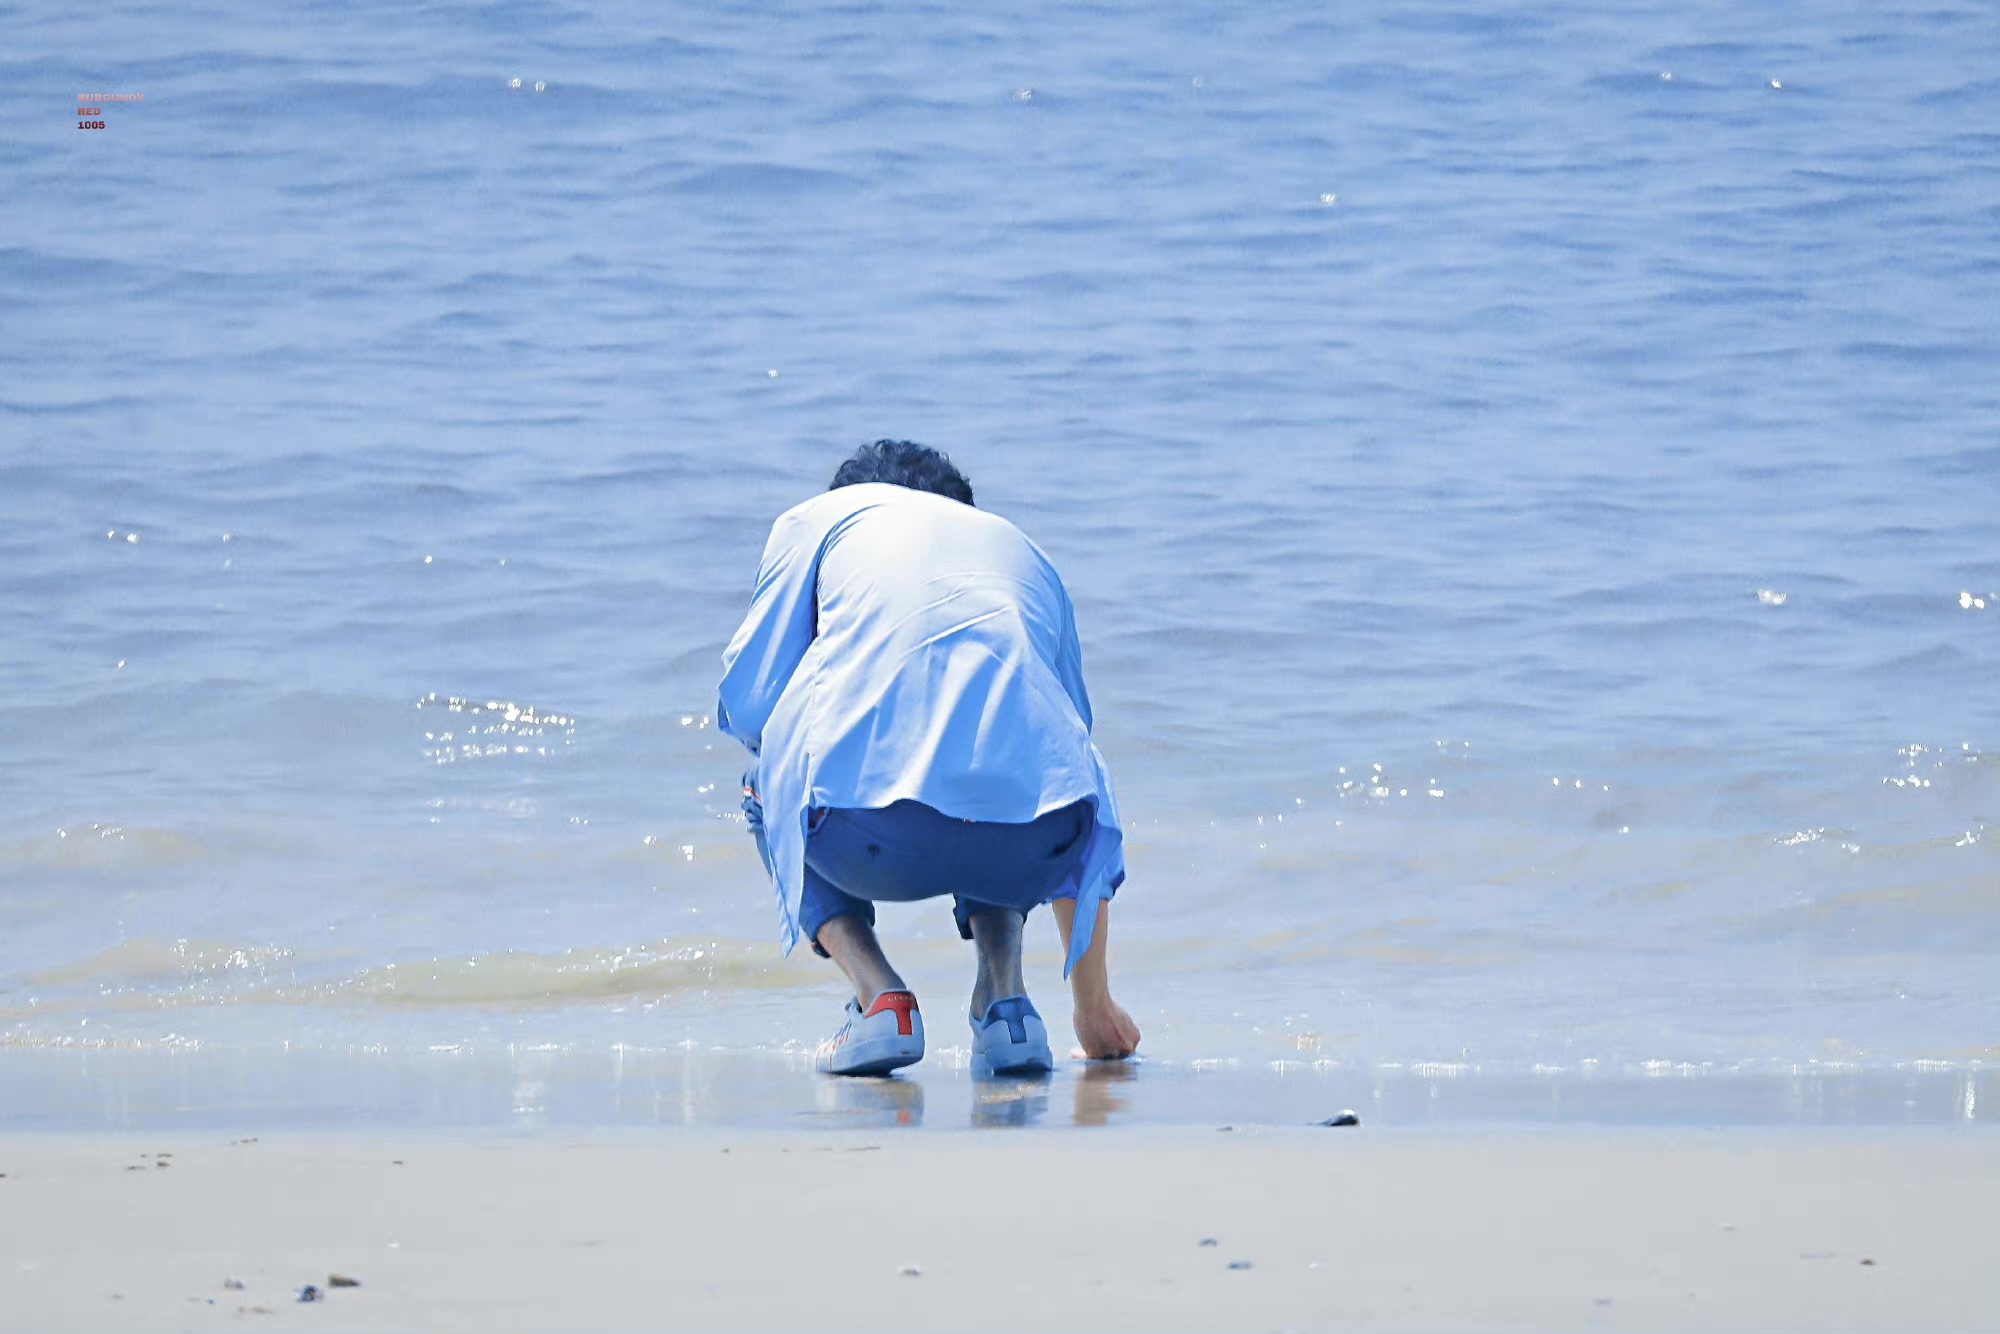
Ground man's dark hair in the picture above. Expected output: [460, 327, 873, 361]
[829, 439, 974, 506]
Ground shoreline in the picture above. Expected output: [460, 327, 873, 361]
[3, 1126, 1993, 1332]
[0, 1046, 1989, 1134]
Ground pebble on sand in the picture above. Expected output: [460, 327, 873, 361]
[329, 1274, 361, 1288]
[1228, 1260, 1253, 1270]
[899, 1263, 922, 1277]
[1319, 1111, 1362, 1127]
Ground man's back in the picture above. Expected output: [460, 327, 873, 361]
[811, 485, 1094, 806]
[721, 481, 1097, 819]
[815, 484, 1072, 685]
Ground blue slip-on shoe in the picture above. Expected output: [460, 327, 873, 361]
[815, 990, 924, 1076]
[969, 996, 1054, 1075]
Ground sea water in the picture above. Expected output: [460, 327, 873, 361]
[1, 0, 1994, 1129]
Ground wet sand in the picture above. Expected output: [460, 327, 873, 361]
[1, 1128, 1992, 1332]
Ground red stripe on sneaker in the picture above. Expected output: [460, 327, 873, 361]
[864, 990, 919, 1037]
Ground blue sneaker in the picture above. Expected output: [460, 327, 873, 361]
[815, 990, 924, 1076]
[970, 996, 1053, 1075]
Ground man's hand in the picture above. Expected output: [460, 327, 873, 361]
[1072, 994, 1141, 1060]
[1051, 897, 1140, 1061]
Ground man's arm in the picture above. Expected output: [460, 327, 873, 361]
[1051, 897, 1141, 1060]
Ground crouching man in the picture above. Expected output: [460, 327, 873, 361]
[718, 440, 1140, 1075]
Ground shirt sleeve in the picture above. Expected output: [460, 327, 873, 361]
[716, 509, 820, 755]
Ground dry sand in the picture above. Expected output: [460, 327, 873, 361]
[1, 1128, 1992, 1332]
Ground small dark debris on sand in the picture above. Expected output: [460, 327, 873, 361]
[297, 1285, 321, 1303]
[1198, 1238, 1219, 1247]
[223, 1278, 245, 1290]
[1861, 1257, 1877, 1266]
[1318, 1111, 1362, 1127]
[328, 1274, 361, 1288]
[1228, 1260, 1253, 1271]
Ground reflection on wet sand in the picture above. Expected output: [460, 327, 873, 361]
[810, 1074, 924, 1128]
[804, 1060, 1137, 1129]
[9, 1044, 1991, 1134]
[971, 1073, 1050, 1128]
[1073, 1060, 1138, 1127]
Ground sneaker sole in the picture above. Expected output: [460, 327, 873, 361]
[825, 1033, 924, 1077]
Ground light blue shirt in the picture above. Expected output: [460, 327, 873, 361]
[717, 483, 1125, 977]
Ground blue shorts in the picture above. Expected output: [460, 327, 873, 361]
[742, 771, 1092, 956]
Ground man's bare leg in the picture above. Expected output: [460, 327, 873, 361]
[967, 907, 1029, 1018]
[814, 913, 907, 1009]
